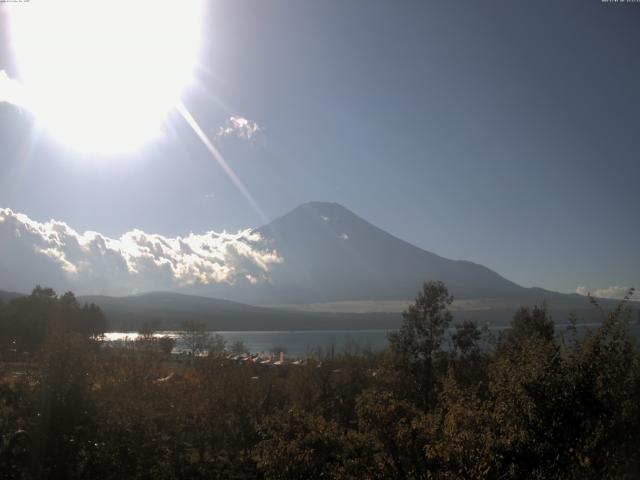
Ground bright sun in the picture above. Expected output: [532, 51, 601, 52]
[8, 0, 202, 155]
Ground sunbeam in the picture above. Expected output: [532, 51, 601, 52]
[176, 101, 269, 225]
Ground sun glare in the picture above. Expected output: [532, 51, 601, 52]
[8, 0, 202, 155]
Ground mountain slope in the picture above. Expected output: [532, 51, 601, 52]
[248, 202, 524, 304]
[78, 291, 401, 331]
[0, 290, 24, 303]
[78, 290, 628, 332]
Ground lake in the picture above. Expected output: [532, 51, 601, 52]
[104, 330, 392, 357]
[103, 322, 640, 357]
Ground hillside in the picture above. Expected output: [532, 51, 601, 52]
[77, 291, 401, 331]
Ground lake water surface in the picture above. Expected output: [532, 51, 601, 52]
[104, 322, 640, 357]
[104, 330, 391, 357]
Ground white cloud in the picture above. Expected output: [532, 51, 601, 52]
[0, 208, 281, 296]
[575, 287, 588, 296]
[216, 116, 261, 141]
[339, 233, 349, 240]
[576, 285, 636, 300]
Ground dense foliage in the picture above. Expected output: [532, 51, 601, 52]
[1, 282, 639, 479]
[0, 287, 106, 355]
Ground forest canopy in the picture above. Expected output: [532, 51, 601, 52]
[0, 286, 106, 354]
[0, 282, 639, 479]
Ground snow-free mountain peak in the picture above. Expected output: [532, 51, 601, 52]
[251, 202, 522, 305]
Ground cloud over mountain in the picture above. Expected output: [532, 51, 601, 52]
[0, 208, 281, 295]
[575, 285, 636, 300]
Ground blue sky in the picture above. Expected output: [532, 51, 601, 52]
[0, 0, 638, 295]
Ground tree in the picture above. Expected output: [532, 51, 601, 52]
[356, 389, 438, 478]
[450, 320, 490, 388]
[180, 320, 210, 356]
[138, 319, 158, 340]
[452, 320, 483, 357]
[230, 340, 248, 355]
[208, 333, 226, 357]
[34, 332, 97, 478]
[0, 287, 106, 353]
[502, 304, 554, 350]
[80, 303, 107, 337]
[390, 281, 453, 357]
[157, 336, 176, 355]
[386, 280, 453, 405]
[58, 292, 106, 337]
[256, 408, 374, 479]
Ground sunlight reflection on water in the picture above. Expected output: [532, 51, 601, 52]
[102, 322, 640, 357]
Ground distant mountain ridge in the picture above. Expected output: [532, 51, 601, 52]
[77, 291, 401, 331]
[197, 201, 635, 323]
[0, 287, 633, 332]
[0, 290, 23, 303]
[1, 202, 636, 329]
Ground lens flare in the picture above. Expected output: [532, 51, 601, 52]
[7, 0, 202, 154]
